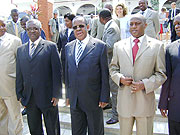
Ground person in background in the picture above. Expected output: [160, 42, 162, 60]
[57, 13, 76, 98]
[16, 19, 62, 135]
[168, 2, 180, 42]
[0, 19, 23, 135]
[159, 7, 169, 42]
[49, 10, 60, 43]
[6, 9, 23, 38]
[100, 9, 120, 125]
[138, 0, 159, 39]
[110, 14, 166, 135]
[65, 16, 110, 135]
[115, 3, 131, 39]
[20, 16, 46, 44]
[159, 14, 180, 135]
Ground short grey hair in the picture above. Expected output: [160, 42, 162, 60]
[72, 16, 88, 26]
[26, 19, 42, 29]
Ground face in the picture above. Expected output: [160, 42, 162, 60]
[99, 17, 105, 25]
[171, 3, 176, 9]
[0, 20, 6, 37]
[54, 13, 58, 19]
[73, 19, 88, 41]
[64, 17, 72, 28]
[139, 0, 148, 11]
[116, 6, 124, 17]
[20, 20, 27, 30]
[26, 22, 41, 42]
[11, 12, 18, 23]
[130, 18, 147, 38]
[174, 17, 180, 37]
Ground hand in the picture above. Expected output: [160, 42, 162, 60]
[66, 98, 70, 106]
[120, 77, 133, 86]
[99, 102, 108, 108]
[51, 98, 59, 106]
[130, 81, 145, 93]
[160, 109, 168, 117]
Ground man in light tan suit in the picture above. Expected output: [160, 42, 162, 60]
[0, 19, 23, 135]
[6, 9, 23, 38]
[110, 14, 166, 135]
[137, 0, 159, 39]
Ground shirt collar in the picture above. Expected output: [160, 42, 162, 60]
[76, 34, 90, 45]
[104, 19, 112, 29]
[29, 37, 42, 47]
[131, 35, 145, 47]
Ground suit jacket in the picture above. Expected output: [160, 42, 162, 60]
[168, 8, 180, 21]
[110, 35, 166, 117]
[65, 36, 110, 111]
[102, 19, 121, 64]
[16, 39, 62, 109]
[6, 21, 24, 38]
[91, 18, 104, 40]
[138, 9, 160, 38]
[0, 33, 22, 97]
[159, 39, 180, 122]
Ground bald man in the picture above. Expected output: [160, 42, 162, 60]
[110, 14, 166, 135]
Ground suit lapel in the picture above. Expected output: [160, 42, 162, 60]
[123, 38, 133, 65]
[78, 37, 95, 63]
[31, 39, 44, 60]
[24, 42, 32, 61]
[69, 41, 76, 65]
[135, 35, 150, 61]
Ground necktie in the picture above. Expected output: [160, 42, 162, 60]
[76, 41, 83, 66]
[15, 23, 18, 37]
[30, 43, 35, 57]
[132, 38, 140, 64]
[141, 11, 144, 15]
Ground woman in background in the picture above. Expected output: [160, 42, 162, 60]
[115, 3, 131, 39]
[159, 7, 169, 42]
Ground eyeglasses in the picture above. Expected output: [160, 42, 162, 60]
[73, 25, 85, 30]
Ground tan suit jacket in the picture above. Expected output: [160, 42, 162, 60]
[0, 33, 22, 97]
[138, 9, 160, 38]
[6, 21, 23, 38]
[110, 35, 166, 118]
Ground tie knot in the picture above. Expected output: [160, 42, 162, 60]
[133, 38, 140, 44]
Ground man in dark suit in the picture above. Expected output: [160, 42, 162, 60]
[16, 19, 62, 135]
[168, 2, 180, 42]
[99, 9, 120, 124]
[57, 13, 76, 84]
[65, 16, 110, 135]
[159, 15, 180, 135]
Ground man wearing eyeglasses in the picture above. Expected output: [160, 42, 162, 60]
[16, 19, 62, 135]
[65, 16, 110, 135]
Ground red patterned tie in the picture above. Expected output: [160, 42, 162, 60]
[132, 38, 140, 64]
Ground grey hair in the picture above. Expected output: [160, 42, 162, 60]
[72, 16, 88, 26]
[26, 19, 42, 29]
[130, 14, 146, 24]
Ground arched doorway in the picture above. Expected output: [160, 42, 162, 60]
[76, 4, 97, 15]
[56, 6, 72, 16]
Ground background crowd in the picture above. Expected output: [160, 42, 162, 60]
[1, 0, 180, 135]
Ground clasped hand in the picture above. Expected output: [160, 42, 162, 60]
[120, 77, 145, 93]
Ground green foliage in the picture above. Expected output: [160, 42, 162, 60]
[150, 0, 159, 11]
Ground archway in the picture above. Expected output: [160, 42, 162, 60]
[76, 4, 97, 15]
[56, 6, 72, 16]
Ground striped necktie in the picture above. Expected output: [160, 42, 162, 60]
[76, 41, 83, 66]
[30, 43, 35, 57]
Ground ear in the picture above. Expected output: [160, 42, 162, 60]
[144, 23, 147, 29]
[86, 24, 90, 30]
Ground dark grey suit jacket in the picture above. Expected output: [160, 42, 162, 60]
[65, 36, 110, 111]
[16, 39, 62, 109]
[159, 39, 180, 122]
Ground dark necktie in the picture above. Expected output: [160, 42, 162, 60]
[132, 39, 140, 64]
[141, 11, 144, 15]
